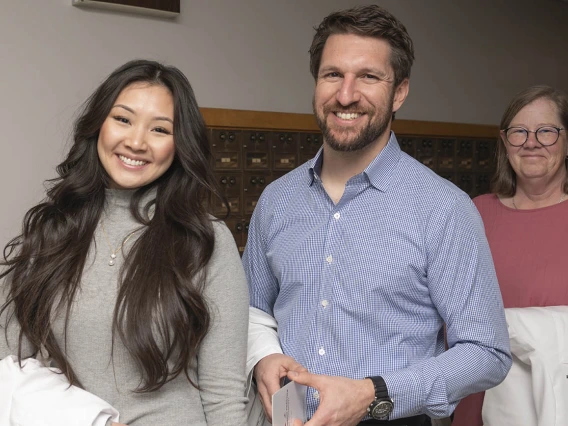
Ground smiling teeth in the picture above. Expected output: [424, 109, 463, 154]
[336, 112, 361, 120]
[119, 155, 147, 166]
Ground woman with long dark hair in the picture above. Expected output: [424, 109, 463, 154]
[0, 60, 249, 425]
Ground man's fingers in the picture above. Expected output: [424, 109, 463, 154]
[254, 354, 308, 423]
[266, 375, 283, 397]
[287, 370, 319, 387]
[260, 396, 273, 421]
[288, 362, 308, 373]
[257, 383, 274, 422]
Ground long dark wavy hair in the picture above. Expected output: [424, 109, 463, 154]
[0, 59, 226, 392]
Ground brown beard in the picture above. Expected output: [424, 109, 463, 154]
[313, 91, 394, 153]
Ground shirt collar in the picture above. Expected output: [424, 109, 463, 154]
[307, 132, 401, 192]
[364, 131, 401, 192]
[308, 148, 324, 186]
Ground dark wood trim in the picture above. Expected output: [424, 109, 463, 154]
[393, 119, 498, 139]
[72, 0, 180, 18]
[201, 108, 320, 132]
[200, 107, 499, 139]
[97, 0, 179, 12]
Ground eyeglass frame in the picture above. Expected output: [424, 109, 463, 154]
[501, 125, 565, 147]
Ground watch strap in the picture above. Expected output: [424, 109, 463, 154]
[367, 376, 389, 399]
[366, 376, 393, 420]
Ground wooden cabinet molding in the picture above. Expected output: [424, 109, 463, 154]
[200, 107, 499, 139]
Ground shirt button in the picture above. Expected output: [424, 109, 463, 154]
[313, 391, 320, 400]
[334, 212, 340, 220]
[318, 347, 325, 356]
[326, 255, 332, 264]
[321, 300, 329, 307]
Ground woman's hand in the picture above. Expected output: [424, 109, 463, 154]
[112, 423, 128, 426]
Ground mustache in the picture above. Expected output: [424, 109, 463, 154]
[323, 104, 369, 115]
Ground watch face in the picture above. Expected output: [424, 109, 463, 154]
[371, 400, 394, 419]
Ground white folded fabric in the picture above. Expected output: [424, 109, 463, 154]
[482, 306, 568, 426]
[246, 307, 282, 426]
[247, 306, 282, 376]
[0, 355, 120, 426]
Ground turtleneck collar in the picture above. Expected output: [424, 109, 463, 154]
[104, 187, 157, 221]
[104, 188, 137, 209]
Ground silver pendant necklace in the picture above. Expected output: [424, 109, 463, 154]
[99, 222, 141, 266]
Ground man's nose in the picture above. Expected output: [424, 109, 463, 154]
[336, 75, 361, 106]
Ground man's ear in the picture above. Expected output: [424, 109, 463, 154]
[392, 79, 410, 113]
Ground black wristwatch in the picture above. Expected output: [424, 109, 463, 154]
[366, 376, 394, 420]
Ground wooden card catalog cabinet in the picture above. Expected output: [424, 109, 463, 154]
[272, 133, 299, 170]
[214, 173, 241, 217]
[207, 126, 322, 254]
[72, 0, 180, 18]
[242, 131, 270, 170]
[211, 130, 241, 169]
[201, 108, 499, 254]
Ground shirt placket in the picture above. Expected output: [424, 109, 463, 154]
[310, 177, 361, 408]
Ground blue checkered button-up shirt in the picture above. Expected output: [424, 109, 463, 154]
[243, 133, 511, 419]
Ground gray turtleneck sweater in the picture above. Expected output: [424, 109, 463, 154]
[0, 189, 249, 425]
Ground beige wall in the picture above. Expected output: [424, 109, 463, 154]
[1, 0, 567, 246]
[384, 0, 568, 125]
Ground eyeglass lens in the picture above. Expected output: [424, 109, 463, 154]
[506, 127, 560, 146]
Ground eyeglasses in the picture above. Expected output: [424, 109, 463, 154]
[502, 126, 565, 147]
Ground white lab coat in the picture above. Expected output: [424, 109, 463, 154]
[246, 307, 282, 426]
[0, 355, 119, 426]
[482, 306, 568, 426]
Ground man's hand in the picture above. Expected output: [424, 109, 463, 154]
[254, 353, 307, 422]
[287, 370, 376, 426]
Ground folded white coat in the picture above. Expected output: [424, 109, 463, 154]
[482, 306, 568, 426]
[247, 306, 282, 376]
[246, 307, 282, 426]
[0, 355, 120, 426]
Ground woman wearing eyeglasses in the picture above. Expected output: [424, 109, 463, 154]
[454, 85, 568, 425]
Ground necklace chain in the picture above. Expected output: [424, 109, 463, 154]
[100, 221, 142, 266]
[512, 192, 566, 210]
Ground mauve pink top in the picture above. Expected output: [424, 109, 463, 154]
[473, 193, 568, 308]
[454, 192, 568, 426]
